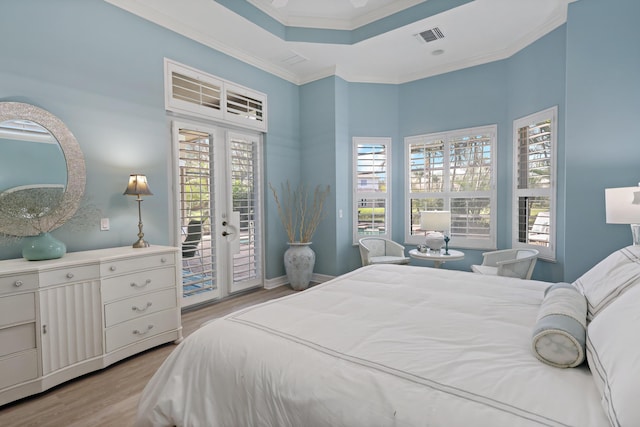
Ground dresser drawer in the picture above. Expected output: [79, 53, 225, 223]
[0, 349, 38, 390]
[0, 323, 36, 358]
[101, 253, 175, 278]
[39, 264, 99, 287]
[104, 288, 177, 327]
[105, 309, 178, 353]
[0, 293, 35, 328]
[0, 273, 38, 295]
[101, 266, 176, 303]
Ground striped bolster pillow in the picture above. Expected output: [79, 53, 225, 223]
[531, 283, 587, 368]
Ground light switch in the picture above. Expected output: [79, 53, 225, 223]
[100, 218, 110, 231]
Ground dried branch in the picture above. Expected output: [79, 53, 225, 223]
[300, 184, 330, 243]
[270, 181, 330, 243]
[269, 181, 296, 243]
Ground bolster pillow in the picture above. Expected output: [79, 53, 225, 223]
[531, 283, 587, 368]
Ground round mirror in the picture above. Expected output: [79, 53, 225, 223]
[0, 102, 85, 236]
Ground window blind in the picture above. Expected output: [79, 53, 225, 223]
[405, 126, 496, 249]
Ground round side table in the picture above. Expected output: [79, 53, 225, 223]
[408, 248, 465, 268]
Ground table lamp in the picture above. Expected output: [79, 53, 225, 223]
[124, 174, 153, 248]
[605, 185, 640, 246]
[420, 210, 451, 253]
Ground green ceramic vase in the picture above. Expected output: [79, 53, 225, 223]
[22, 232, 66, 261]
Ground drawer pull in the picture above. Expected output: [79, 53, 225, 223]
[66, 272, 74, 279]
[110, 266, 117, 272]
[132, 302, 153, 313]
[133, 325, 154, 335]
[42, 325, 47, 334]
[14, 280, 23, 287]
[130, 279, 152, 288]
[161, 257, 167, 263]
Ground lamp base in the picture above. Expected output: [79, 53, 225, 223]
[425, 232, 444, 251]
[132, 202, 150, 248]
[631, 224, 640, 246]
[132, 238, 150, 248]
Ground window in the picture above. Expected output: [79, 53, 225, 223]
[164, 59, 267, 131]
[512, 106, 557, 260]
[353, 137, 391, 244]
[405, 125, 497, 249]
[224, 84, 267, 129]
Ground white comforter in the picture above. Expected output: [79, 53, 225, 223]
[136, 264, 608, 427]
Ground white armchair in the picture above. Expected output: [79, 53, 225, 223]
[471, 248, 539, 279]
[358, 237, 410, 266]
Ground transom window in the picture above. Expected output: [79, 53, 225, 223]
[405, 125, 497, 249]
[164, 58, 267, 131]
[512, 106, 557, 260]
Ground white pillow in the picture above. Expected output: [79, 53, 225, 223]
[572, 245, 640, 319]
[587, 283, 640, 426]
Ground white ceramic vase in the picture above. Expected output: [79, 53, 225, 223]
[424, 232, 444, 251]
[284, 242, 315, 291]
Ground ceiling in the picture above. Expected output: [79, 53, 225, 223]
[247, 0, 427, 30]
[105, 0, 576, 85]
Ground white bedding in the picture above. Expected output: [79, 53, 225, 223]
[136, 264, 608, 427]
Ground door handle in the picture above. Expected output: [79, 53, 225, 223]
[222, 231, 233, 236]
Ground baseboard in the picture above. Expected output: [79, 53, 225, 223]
[264, 275, 288, 290]
[264, 273, 335, 290]
[312, 273, 333, 284]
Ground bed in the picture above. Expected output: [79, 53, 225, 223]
[136, 246, 640, 427]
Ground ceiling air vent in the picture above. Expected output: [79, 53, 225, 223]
[281, 51, 308, 66]
[416, 27, 444, 43]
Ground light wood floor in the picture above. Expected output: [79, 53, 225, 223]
[0, 286, 296, 427]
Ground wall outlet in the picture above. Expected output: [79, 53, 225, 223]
[100, 218, 110, 231]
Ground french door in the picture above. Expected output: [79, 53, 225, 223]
[172, 121, 263, 308]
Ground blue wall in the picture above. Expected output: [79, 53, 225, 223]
[298, 78, 338, 275]
[346, 82, 400, 273]
[564, 0, 640, 281]
[0, 0, 301, 280]
[397, 61, 509, 273]
[1, 0, 637, 284]
[323, 28, 566, 281]
[507, 26, 567, 282]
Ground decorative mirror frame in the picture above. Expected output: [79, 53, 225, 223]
[0, 102, 86, 236]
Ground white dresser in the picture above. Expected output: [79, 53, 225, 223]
[0, 245, 182, 406]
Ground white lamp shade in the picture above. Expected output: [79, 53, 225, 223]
[420, 211, 451, 231]
[605, 186, 640, 224]
[123, 174, 153, 196]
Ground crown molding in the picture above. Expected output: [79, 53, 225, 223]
[246, 0, 423, 31]
[104, 0, 302, 85]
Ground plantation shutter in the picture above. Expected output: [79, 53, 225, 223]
[165, 59, 267, 131]
[166, 61, 224, 121]
[513, 106, 557, 260]
[353, 137, 391, 244]
[225, 85, 266, 131]
[405, 126, 496, 249]
[228, 132, 262, 286]
[178, 128, 217, 298]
